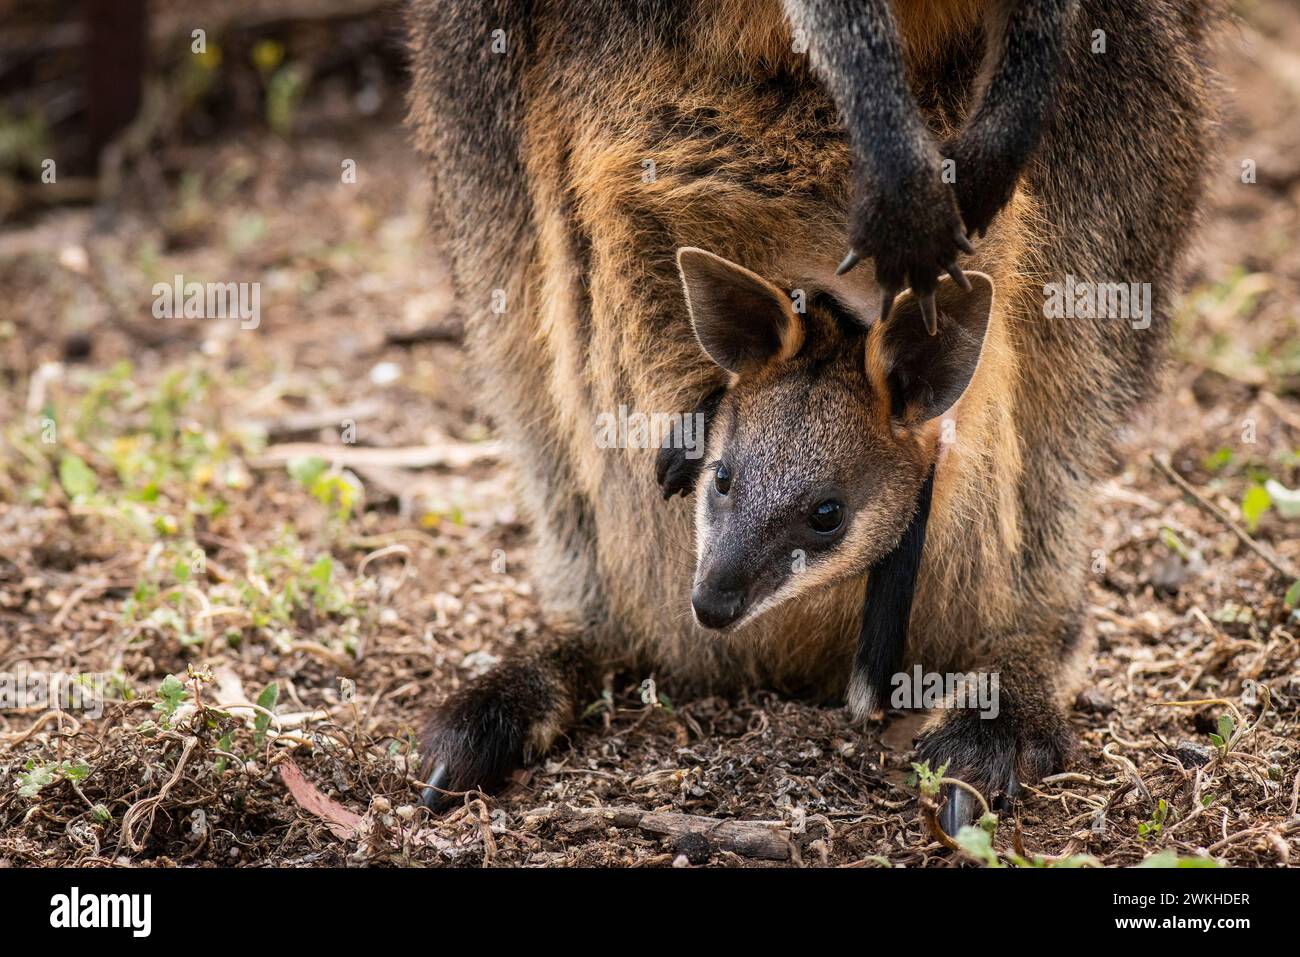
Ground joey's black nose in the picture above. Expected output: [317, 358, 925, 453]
[691, 581, 746, 630]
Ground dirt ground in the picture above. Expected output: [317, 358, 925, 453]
[1, 3, 1298, 868]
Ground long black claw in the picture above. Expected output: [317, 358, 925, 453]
[836, 250, 862, 276]
[955, 231, 975, 255]
[920, 293, 938, 336]
[879, 285, 899, 324]
[420, 762, 452, 811]
[939, 786, 979, 838]
[946, 262, 971, 291]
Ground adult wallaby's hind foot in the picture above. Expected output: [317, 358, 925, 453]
[915, 631, 1080, 835]
[919, 698, 1075, 835]
[418, 630, 595, 809]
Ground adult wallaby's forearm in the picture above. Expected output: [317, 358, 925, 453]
[783, 0, 969, 315]
[783, 0, 936, 187]
[949, 0, 1077, 234]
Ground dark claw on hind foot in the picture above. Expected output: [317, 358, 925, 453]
[420, 762, 452, 811]
[939, 786, 980, 837]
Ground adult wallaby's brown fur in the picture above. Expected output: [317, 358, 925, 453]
[405, 0, 1219, 821]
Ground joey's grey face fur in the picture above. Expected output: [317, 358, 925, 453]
[676, 247, 994, 632]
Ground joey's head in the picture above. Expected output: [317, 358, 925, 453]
[676, 247, 994, 631]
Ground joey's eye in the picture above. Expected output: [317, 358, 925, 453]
[808, 499, 844, 534]
[714, 463, 732, 496]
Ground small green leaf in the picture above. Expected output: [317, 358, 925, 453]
[58, 454, 98, 499]
[1285, 580, 1300, 609]
[910, 760, 950, 798]
[1217, 713, 1235, 747]
[308, 554, 333, 585]
[254, 682, 279, 744]
[1160, 527, 1189, 559]
[287, 455, 328, 488]
[155, 674, 187, 721]
[1241, 484, 1271, 532]
[1138, 850, 1220, 868]
[214, 732, 235, 775]
[953, 824, 1002, 868]
[1203, 447, 1233, 473]
[16, 765, 56, 798]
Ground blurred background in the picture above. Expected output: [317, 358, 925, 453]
[0, 0, 1297, 867]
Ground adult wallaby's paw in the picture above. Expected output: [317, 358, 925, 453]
[915, 697, 1074, 837]
[418, 656, 573, 810]
[943, 133, 1021, 241]
[839, 157, 973, 332]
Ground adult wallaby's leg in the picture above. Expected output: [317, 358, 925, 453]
[944, 0, 1077, 238]
[408, 0, 609, 808]
[782, 0, 969, 316]
[419, 629, 598, 809]
[915, 0, 1217, 835]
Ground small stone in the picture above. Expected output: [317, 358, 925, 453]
[1174, 740, 1215, 767]
[1075, 687, 1112, 715]
[672, 831, 712, 865]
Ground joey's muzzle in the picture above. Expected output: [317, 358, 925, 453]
[690, 580, 746, 630]
[691, 556, 751, 630]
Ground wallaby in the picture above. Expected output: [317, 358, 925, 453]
[405, 0, 1220, 833]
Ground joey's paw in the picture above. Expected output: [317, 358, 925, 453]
[916, 702, 1074, 836]
[839, 161, 972, 333]
[655, 442, 700, 500]
[943, 135, 1020, 240]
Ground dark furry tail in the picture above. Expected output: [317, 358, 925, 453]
[846, 464, 935, 718]
[419, 628, 595, 809]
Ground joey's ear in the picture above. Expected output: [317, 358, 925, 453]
[677, 247, 803, 374]
[866, 272, 994, 426]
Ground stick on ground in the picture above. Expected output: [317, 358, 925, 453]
[1151, 453, 1297, 581]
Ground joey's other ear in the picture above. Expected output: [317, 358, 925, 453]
[866, 272, 994, 426]
[676, 247, 803, 374]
